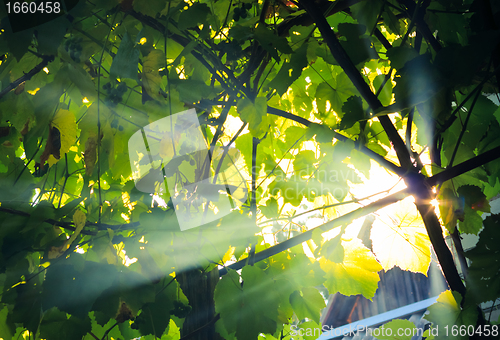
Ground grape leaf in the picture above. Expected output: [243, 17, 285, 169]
[424, 290, 478, 340]
[374, 319, 416, 340]
[267, 43, 308, 96]
[465, 214, 500, 304]
[47, 109, 78, 167]
[237, 96, 269, 138]
[320, 238, 382, 299]
[340, 96, 364, 130]
[215, 267, 280, 340]
[289, 287, 326, 324]
[178, 3, 211, 31]
[142, 49, 164, 101]
[39, 308, 91, 340]
[370, 198, 431, 275]
[110, 32, 139, 81]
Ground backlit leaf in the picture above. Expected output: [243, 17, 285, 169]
[320, 238, 382, 299]
[370, 198, 431, 275]
[289, 287, 325, 324]
[47, 109, 78, 167]
[142, 49, 164, 101]
[424, 290, 478, 340]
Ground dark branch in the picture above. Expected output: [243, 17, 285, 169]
[277, 0, 362, 37]
[426, 145, 500, 187]
[267, 106, 405, 176]
[299, 0, 413, 170]
[0, 55, 54, 99]
[397, 0, 442, 52]
[0, 206, 139, 235]
[219, 188, 409, 275]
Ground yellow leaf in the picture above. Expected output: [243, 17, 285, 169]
[320, 238, 382, 299]
[222, 246, 235, 264]
[48, 210, 86, 259]
[370, 197, 431, 275]
[73, 209, 87, 230]
[142, 49, 164, 100]
[48, 109, 78, 166]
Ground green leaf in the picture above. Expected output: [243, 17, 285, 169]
[295, 320, 322, 340]
[349, 148, 371, 179]
[289, 287, 326, 324]
[386, 46, 419, 70]
[0, 306, 15, 340]
[438, 186, 459, 233]
[215, 267, 279, 340]
[178, 3, 211, 31]
[315, 72, 357, 116]
[320, 238, 382, 299]
[293, 150, 316, 176]
[306, 123, 333, 144]
[457, 185, 490, 213]
[261, 197, 279, 219]
[35, 17, 70, 55]
[458, 205, 483, 235]
[372, 74, 393, 106]
[424, 290, 478, 340]
[465, 214, 500, 304]
[340, 96, 364, 130]
[254, 25, 293, 62]
[110, 32, 140, 81]
[284, 126, 307, 146]
[267, 43, 308, 96]
[338, 23, 379, 65]
[393, 55, 440, 109]
[42, 258, 118, 318]
[350, 0, 384, 33]
[67, 63, 97, 101]
[39, 308, 91, 340]
[137, 287, 175, 336]
[237, 96, 269, 137]
[382, 7, 403, 35]
[133, 0, 166, 17]
[374, 319, 416, 340]
[320, 234, 344, 263]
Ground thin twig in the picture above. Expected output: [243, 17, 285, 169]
[220, 188, 410, 275]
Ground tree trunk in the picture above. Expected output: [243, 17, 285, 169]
[177, 267, 221, 340]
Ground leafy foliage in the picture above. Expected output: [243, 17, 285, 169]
[0, 0, 500, 339]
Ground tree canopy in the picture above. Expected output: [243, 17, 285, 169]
[1, 0, 500, 339]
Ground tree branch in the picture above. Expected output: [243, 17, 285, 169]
[299, 0, 413, 169]
[426, 144, 500, 187]
[267, 106, 405, 176]
[248, 136, 260, 266]
[219, 188, 410, 275]
[397, 0, 442, 52]
[416, 200, 465, 295]
[0, 55, 54, 99]
[277, 0, 362, 37]
[0, 206, 139, 235]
